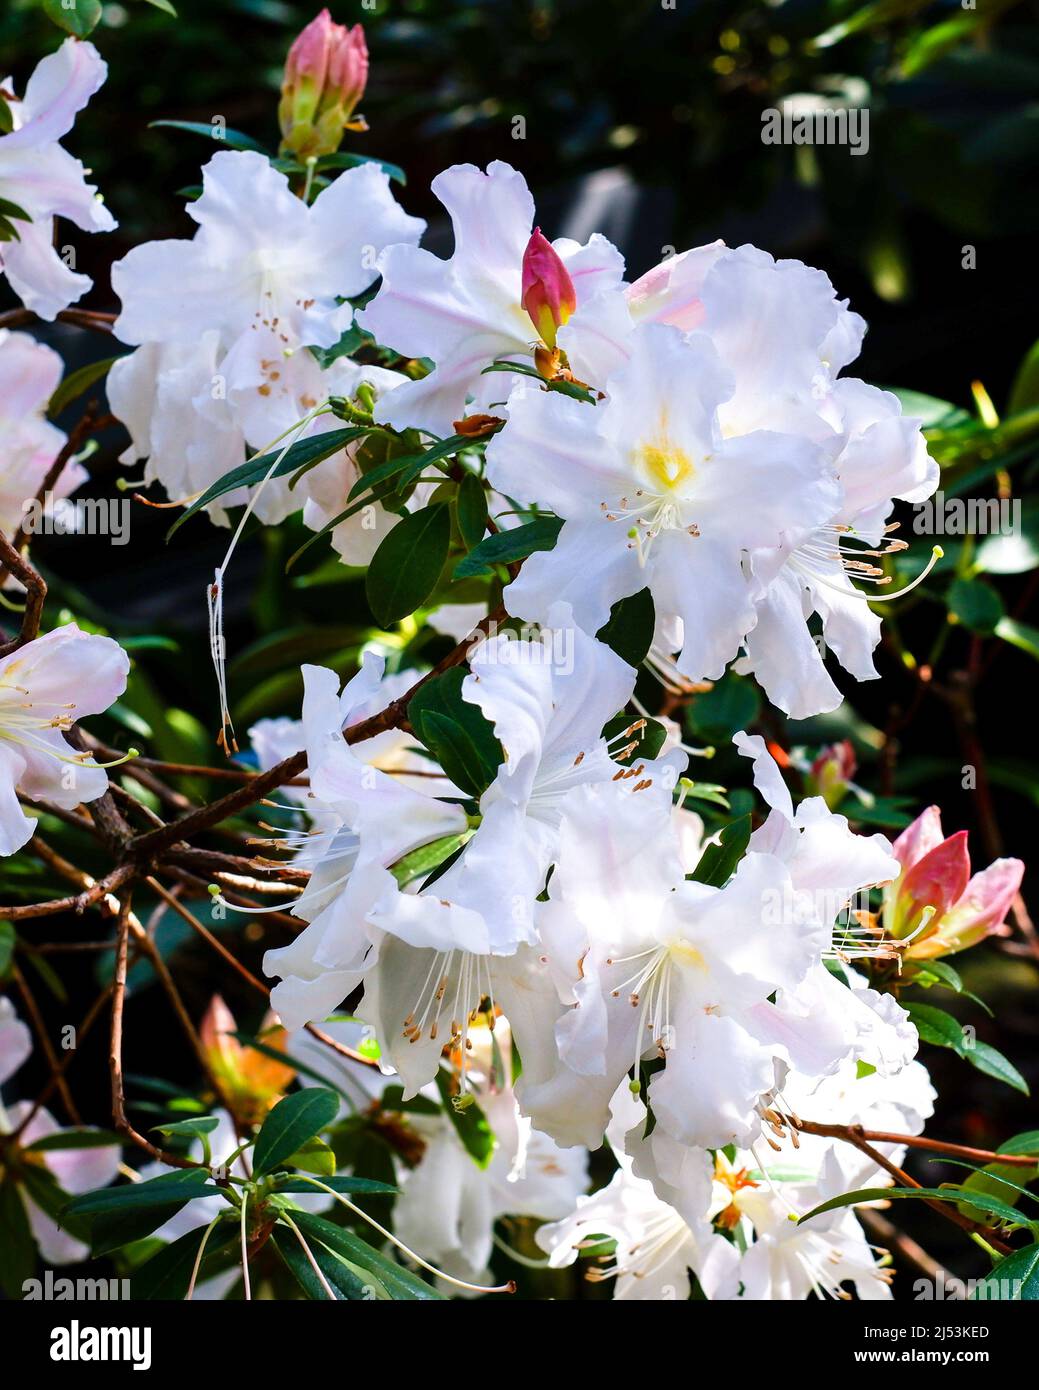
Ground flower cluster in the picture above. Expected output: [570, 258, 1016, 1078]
[0, 23, 1029, 1305]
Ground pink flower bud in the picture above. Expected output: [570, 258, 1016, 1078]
[324, 23, 368, 119]
[891, 829, 970, 940]
[522, 227, 577, 349]
[808, 740, 856, 810]
[279, 12, 369, 161]
[891, 805, 945, 874]
[913, 858, 1025, 959]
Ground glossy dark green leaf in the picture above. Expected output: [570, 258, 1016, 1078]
[596, 588, 655, 666]
[453, 516, 562, 578]
[408, 666, 503, 797]
[48, 355, 124, 420]
[799, 1185, 1035, 1230]
[456, 473, 489, 550]
[252, 1088, 339, 1176]
[366, 503, 452, 626]
[291, 1210, 443, 1300]
[272, 1228, 387, 1300]
[963, 1040, 1030, 1095]
[43, 0, 102, 37]
[168, 428, 367, 535]
[434, 1068, 495, 1169]
[150, 119, 266, 153]
[0, 1178, 36, 1298]
[690, 814, 752, 887]
[64, 1168, 221, 1215]
[971, 1242, 1039, 1300]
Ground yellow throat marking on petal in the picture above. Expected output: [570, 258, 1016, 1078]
[668, 939, 707, 970]
[636, 421, 695, 494]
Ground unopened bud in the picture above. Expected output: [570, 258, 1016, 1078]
[521, 228, 576, 349]
[279, 11, 369, 161]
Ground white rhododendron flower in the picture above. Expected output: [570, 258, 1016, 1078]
[523, 781, 826, 1150]
[394, 1021, 588, 1291]
[731, 731, 913, 1079]
[263, 651, 476, 1028]
[0, 624, 130, 855]
[739, 378, 939, 718]
[369, 604, 682, 951]
[0, 329, 86, 538]
[358, 160, 624, 437]
[0, 39, 116, 319]
[111, 150, 424, 450]
[553, 243, 939, 712]
[538, 1158, 736, 1302]
[107, 334, 250, 525]
[486, 322, 840, 681]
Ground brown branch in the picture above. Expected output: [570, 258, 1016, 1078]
[11, 961, 80, 1124]
[108, 887, 200, 1170]
[787, 1117, 1015, 1254]
[10, 983, 114, 1140]
[0, 532, 47, 657]
[145, 875, 272, 999]
[0, 307, 116, 334]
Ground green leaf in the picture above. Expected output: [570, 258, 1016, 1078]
[48, 355, 125, 420]
[690, 813, 752, 887]
[0, 196, 31, 224]
[25, 1129, 122, 1152]
[907, 959, 963, 993]
[963, 1041, 1030, 1095]
[43, 0, 102, 37]
[999, 1131, 1039, 1156]
[456, 473, 489, 551]
[601, 712, 666, 766]
[0, 922, 14, 978]
[798, 1185, 1036, 1230]
[151, 1115, 221, 1140]
[481, 358, 595, 404]
[64, 1169, 221, 1216]
[133, 1223, 228, 1300]
[366, 503, 452, 626]
[0, 1178, 36, 1298]
[141, 0, 178, 14]
[390, 829, 475, 888]
[252, 1088, 339, 1176]
[677, 780, 730, 811]
[995, 617, 1039, 662]
[453, 516, 562, 578]
[61, 1169, 217, 1257]
[346, 442, 427, 506]
[947, 577, 1005, 635]
[1009, 336, 1039, 416]
[283, 1137, 337, 1177]
[168, 428, 366, 535]
[945, 1159, 1039, 1226]
[689, 673, 760, 739]
[971, 1243, 1039, 1300]
[273, 1175, 398, 1197]
[150, 119, 266, 153]
[434, 1068, 495, 1169]
[272, 1228, 387, 1300]
[596, 588, 655, 666]
[408, 666, 503, 798]
[291, 1210, 443, 1300]
[976, 499, 1039, 574]
[905, 1001, 968, 1052]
